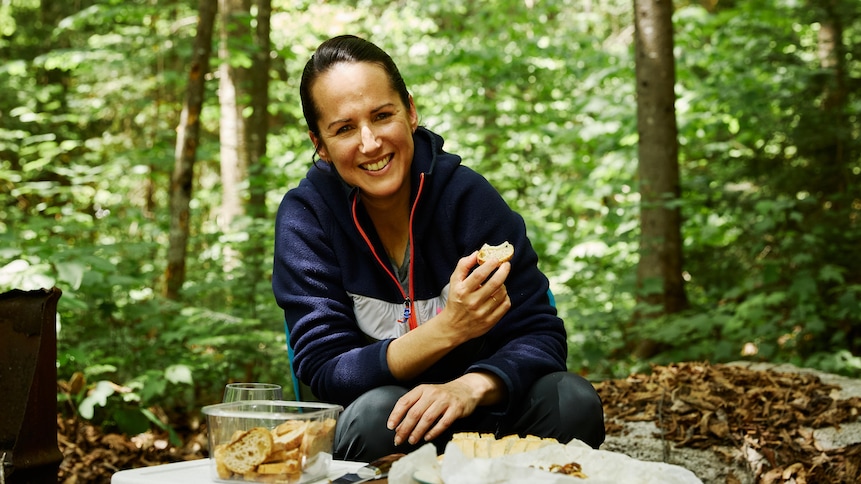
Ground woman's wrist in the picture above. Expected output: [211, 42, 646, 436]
[458, 371, 506, 406]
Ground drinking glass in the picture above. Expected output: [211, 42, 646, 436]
[222, 382, 283, 402]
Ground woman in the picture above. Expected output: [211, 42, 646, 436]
[272, 34, 605, 462]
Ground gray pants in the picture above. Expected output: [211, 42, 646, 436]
[333, 371, 605, 461]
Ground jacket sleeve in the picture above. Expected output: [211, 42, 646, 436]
[272, 189, 398, 404]
[442, 167, 568, 413]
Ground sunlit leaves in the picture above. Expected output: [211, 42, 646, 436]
[1, 0, 860, 398]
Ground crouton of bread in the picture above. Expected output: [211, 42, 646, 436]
[300, 418, 337, 460]
[221, 427, 273, 474]
[213, 444, 233, 479]
[477, 242, 514, 264]
[256, 460, 300, 475]
[272, 420, 306, 452]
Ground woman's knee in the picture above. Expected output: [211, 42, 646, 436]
[334, 386, 406, 461]
[531, 372, 605, 448]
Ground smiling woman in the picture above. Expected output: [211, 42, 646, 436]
[272, 34, 605, 464]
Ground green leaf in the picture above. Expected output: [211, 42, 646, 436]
[818, 265, 844, 284]
[78, 380, 116, 420]
[113, 407, 150, 435]
[55, 260, 87, 290]
[138, 374, 167, 403]
[165, 364, 193, 385]
[141, 408, 183, 447]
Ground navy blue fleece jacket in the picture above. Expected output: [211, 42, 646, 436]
[272, 127, 567, 413]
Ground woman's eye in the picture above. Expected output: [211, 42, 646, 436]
[335, 125, 353, 134]
[375, 112, 392, 121]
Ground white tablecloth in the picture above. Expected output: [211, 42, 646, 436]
[111, 459, 365, 484]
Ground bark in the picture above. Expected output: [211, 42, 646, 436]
[218, 0, 251, 231]
[632, 0, 688, 357]
[164, 0, 217, 300]
[247, 0, 271, 219]
[812, 0, 850, 198]
[243, 0, 271, 317]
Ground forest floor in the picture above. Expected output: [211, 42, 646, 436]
[55, 362, 861, 483]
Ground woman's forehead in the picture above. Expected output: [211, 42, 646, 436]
[312, 63, 399, 116]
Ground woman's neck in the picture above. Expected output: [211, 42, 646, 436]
[362, 189, 411, 266]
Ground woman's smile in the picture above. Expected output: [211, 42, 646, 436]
[361, 154, 393, 172]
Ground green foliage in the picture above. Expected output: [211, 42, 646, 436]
[2, 0, 860, 440]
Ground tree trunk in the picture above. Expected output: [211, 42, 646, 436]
[164, 0, 217, 300]
[632, 0, 688, 357]
[241, 0, 272, 318]
[808, 0, 858, 353]
[218, 0, 251, 232]
[247, 0, 271, 219]
[811, 0, 849, 198]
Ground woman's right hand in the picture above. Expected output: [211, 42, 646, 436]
[439, 251, 511, 343]
[385, 251, 511, 381]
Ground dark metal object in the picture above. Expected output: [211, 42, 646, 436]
[0, 287, 64, 483]
[331, 453, 406, 484]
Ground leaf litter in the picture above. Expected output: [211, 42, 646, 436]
[55, 362, 861, 483]
[596, 362, 861, 483]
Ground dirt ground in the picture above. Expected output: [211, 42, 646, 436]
[54, 362, 861, 483]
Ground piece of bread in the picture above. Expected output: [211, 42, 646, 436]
[256, 460, 300, 475]
[450, 432, 558, 459]
[221, 427, 274, 474]
[262, 447, 299, 464]
[272, 420, 306, 452]
[300, 418, 337, 460]
[213, 444, 233, 479]
[477, 242, 514, 264]
[213, 418, 337, 482]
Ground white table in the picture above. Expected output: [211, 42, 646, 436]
[111, 459, 365, 484]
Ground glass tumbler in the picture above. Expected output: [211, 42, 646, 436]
[222, 382, 283, 403]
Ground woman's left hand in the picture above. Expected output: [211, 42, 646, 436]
[387, 372, 504, 446]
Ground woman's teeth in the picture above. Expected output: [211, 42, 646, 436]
[362, 155, 392, 172]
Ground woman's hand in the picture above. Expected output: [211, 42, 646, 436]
[387, 372, 505, 446]
[385, 252, 511, 382]
[438, 251, 511, 343]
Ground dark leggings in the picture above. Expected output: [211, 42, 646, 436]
[333, 371, 605, 462]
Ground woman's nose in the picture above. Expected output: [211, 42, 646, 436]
[359, 125, 380, 152]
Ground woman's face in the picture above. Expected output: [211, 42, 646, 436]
[310, 62, 418, 203]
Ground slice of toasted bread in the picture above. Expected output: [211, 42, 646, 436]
[256, 460, 301, 475]
[272, 420, 307, 452]
[221, 427, 273, 474]
[213, 444, 233, 479]
[477, 242, 514, 264]
[300, 418, 337, 459]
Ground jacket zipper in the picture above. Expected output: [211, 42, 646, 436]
[352, 173, 426, 331]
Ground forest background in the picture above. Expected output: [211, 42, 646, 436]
[1, 0, 859, 441]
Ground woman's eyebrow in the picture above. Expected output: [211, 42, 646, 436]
[326, 117, 351, 130]
[326, 103, 397, 130]
[370, 102, 396, 113]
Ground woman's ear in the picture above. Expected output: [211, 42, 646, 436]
[408, 95, 419, 132]
[309, 131, 329, 161]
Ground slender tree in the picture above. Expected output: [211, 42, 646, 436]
[632, 0, 688, 356]
[164, 0, 218, 300]
[247, 0, 271, 219]
[244, 0, 272, 317]
[806, 0, 851, 198]
[217, 0, 270, 312]
[218, 0, 251, 234]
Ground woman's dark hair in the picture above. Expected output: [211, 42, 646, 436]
[300, 35, 411, 141]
